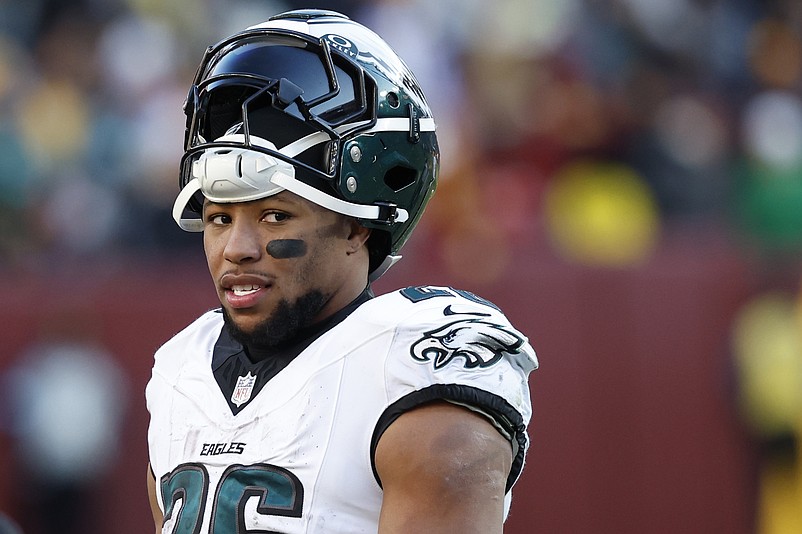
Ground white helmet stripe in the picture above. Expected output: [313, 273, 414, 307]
[362, 117, 436, 134]
[277, 117, 435, 158]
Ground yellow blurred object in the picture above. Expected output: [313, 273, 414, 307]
[17, 79, 89, 167]
[732, 293, 802, 438]
[732, 291, 802, 534]
[757, 454, 802, 534]
[544, 160, 659, 267]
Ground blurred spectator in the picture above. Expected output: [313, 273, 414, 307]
[3, 327, 128, 534]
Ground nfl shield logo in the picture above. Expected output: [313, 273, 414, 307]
[231, 372, 257, 407]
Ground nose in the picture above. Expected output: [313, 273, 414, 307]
[223, 219, 263, 264]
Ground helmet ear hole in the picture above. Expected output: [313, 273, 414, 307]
[386, 92, 400, 108]
[384, 165, 416, 192]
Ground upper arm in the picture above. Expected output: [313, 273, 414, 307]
[147, 463, 163, 533]
[374, 401, 513, 534]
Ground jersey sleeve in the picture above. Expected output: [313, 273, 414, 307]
[370, 286, 538, 492]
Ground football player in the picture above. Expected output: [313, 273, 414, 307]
[146, 9, 538, 533]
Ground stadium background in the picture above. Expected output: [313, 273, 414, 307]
[1, 0, 801, 532]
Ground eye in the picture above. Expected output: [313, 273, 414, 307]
[262, 211, 290, 223]
[206, 213, 232, 226]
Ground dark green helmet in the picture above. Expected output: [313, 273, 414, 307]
[173, 9, 439, 279]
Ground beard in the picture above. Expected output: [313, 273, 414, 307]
[222, 290, 328, 349]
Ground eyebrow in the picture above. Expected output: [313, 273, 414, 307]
[203, 196, 300, 211]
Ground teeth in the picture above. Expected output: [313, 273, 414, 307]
[231, 285, 261, 296]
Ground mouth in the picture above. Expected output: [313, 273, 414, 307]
[231, 284, 262, 297]
[220, 274, 272, 309]
[224, 284, 268, 309]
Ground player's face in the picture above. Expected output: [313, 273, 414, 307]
[202, 191, 366, 344]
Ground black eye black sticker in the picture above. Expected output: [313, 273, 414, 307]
[266, 239, 307, 259]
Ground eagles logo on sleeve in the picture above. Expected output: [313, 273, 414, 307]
[410, 307, 526, 370]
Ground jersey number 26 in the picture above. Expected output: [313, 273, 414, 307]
[160, 462, 303, 533]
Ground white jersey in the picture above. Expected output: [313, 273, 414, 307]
[146, 285, 537, 533]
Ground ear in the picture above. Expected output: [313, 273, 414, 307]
[345, 219, 372, 255]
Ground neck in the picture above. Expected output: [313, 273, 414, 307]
[314, 253, 370, 324]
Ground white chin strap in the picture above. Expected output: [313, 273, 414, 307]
[172, 120, 434, 231]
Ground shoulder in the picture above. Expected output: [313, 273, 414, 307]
[152, 309, 224, 373]
[365, 286, 538, 492]
[365, 285, 538, 374]
[360, 285, 517, 325]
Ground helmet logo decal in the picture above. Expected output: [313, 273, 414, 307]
[407, 103, 420, 143]
[225, 122, 244, 136]
[323, 33, 426, 105]
[410, 309, 525, 370]
[328, 139, 339, 175]
[324, 34, 358, 59]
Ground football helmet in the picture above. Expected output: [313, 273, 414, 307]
[173, 9, 439, 279]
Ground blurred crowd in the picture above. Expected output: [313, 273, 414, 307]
[0, 0, 800, 273]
